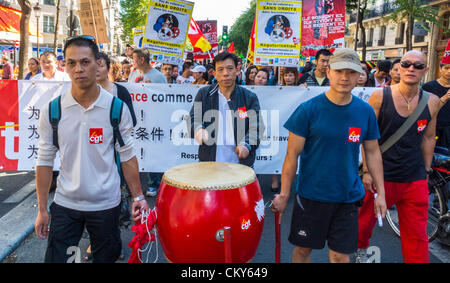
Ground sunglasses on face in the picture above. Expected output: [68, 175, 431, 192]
[400, 61, 426, 70]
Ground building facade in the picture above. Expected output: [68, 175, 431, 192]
[345, 0, 450, 81]
[1, 0, 125, 58]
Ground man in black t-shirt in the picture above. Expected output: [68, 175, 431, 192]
[422, 62, 450, 149]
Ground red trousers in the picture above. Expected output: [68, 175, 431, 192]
[357, 179, 429, 263]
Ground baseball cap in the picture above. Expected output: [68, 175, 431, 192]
[57, 55, 65, 61]
[192, 65, 206, 73]
[329, 48, 363, 73]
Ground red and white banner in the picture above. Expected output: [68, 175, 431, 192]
[0, 80, 376, 173]
[301, 0, 345, 57]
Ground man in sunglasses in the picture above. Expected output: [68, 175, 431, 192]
[357, 50, 447, 263]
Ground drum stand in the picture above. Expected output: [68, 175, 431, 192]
[275, 212, 281, 263]
[216, 211, 281, 263]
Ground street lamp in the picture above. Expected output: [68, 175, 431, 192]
[33, 2, 41, 57]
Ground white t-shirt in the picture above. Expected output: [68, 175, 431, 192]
[31, 70, 71, 81]
[215, 90, 239, 164]
[128, 68, 167, 83]
[176, 75, 195, 84]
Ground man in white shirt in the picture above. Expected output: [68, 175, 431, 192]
[34, 37, 148, 263]
[189, 52, 264, 167]
[31, 51, 71, 81]
[128, 48, 166, 84]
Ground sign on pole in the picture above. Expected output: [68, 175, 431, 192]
[300, 0, 345, 57]
[78, 0, 109, 43]
[142, 0, 194, 65]
[193, 20, 218, 60]
[132, 26, 145, 48]
[254, 0, 302, 67]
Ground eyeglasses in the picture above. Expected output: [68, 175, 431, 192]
[400, 61, 426, 70]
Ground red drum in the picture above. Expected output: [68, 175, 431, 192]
[156, 162, 265, 263]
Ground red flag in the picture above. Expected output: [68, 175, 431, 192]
[246, 14, 256, 63]
[188, 18, 212, 53]
[227, 42, 235, 53]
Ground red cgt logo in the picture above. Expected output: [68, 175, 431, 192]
[417, 120, 427, 133]
[238, 107, 248, 119]
[348, 127, 361, 143]
[89, 128, 103, 144]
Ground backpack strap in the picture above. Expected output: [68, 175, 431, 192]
[48, 96, 62, 150]
[110, 96, 125, 147]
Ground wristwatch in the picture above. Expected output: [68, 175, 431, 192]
[133, 195, 145, 202]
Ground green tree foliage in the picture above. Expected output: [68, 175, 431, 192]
[120, 0, 151, 44]
[228, 0, 256, 56]
[388, 0, 442, 51]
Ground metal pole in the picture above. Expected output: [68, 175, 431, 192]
[88, 0, 99, 42]
[275, 212, 281, 263]
[223, 226, 232, 263]
[354, 0, 360, 51]
[36, 16, 40, 57]
[69, 0, 74, 37]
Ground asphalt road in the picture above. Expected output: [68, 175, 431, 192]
[1, 173, 449, 263]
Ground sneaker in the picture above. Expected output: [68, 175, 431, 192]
[355, 248, 368, 263]
[146, 186, 157, 197]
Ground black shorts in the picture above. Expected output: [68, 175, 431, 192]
[288, 195, 361, 254]
[45, 202, 122, 263]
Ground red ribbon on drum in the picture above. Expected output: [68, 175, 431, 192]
[128, 208, 159, 263]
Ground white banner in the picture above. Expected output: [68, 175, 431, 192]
[8, 82, 376, 173]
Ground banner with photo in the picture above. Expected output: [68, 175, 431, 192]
[254, 0, 302, 67]
[132, 26, 145, 48]
[192, 20, 218, 60]
[142, 0, 194, 65]
[0, 80, 377, 174]
[301, 0, 345, 57]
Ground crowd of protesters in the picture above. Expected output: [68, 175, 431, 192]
[2, 39, 450, 263]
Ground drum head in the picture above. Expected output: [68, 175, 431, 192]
[162, 162, 256, 190]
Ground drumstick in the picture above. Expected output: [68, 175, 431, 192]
[374, 193, 383, 227]
[275, 211, 281, 263]
[223, 226, 232, 263]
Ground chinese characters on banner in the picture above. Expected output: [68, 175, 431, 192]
[301, 0, 345, 57]
[254, 0, 302, 67]
[142, 0, 194, 65]
[0, 81, 377, 174]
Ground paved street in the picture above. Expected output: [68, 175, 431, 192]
[1, 173, 449, 263]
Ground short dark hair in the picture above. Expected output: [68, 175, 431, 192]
[377, 60, 392, 73]
[63, 37, 99, 59]
[213, 52, 238, 70]
[182, 62, 193, 74]
[132, 48, 150, 64]
[40, 51, 57, 60]
[391, 58, 401, 69]
[97, 52, 111, 71]
[315, 49, 332, 61]
[121, 58, 131, 65]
